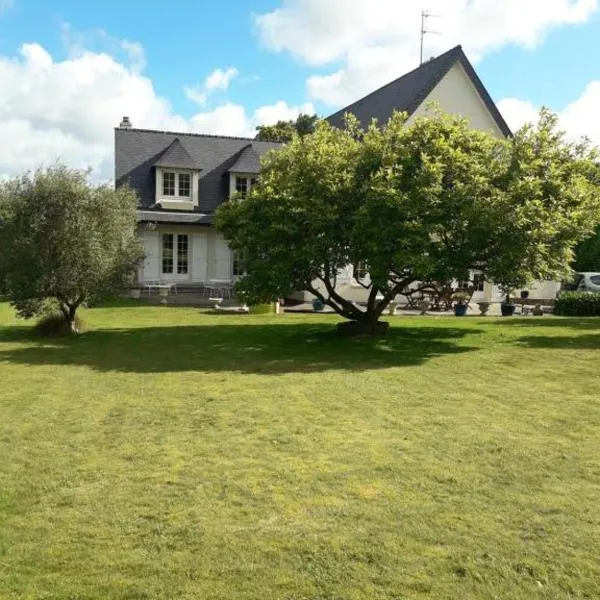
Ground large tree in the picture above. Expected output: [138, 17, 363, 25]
[255, 113, 318, 143]
[574, 228, 600, 272]
[0, 165, 143, 332]
[217, 110, 600, 334]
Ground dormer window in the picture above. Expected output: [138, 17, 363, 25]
[234, 176, 258, 198]
[163, 171, 191, 199]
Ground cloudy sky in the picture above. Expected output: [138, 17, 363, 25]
[0, 0, 599, 180]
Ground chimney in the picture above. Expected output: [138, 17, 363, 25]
[119, 116, 132, 129]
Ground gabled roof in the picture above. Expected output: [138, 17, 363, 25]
[115, 128, 280, 213]
[153, 138, 197, 169]
[326, 45, 511, 137]
[228, 144, 261, 174]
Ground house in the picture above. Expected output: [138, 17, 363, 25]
[115, 45, 560, 303]
[323, 45, 559, 304]
[115, 120, 280, 289]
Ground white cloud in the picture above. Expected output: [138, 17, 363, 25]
[498, 82, 600, 146]
[254, 100, 315, 124]
[185, 67, 239, 106]
[496, 98, 541, 131]
[190, 100, 316, 138]
[0, 39, 314, 181]
[255, 0, 599, 107]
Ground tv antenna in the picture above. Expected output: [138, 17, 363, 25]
[420, 9, 441, 65]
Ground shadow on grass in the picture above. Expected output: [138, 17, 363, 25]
[0, 322, 482, 375]
[517, 333, 600, 350]
[497, 317, 600, 330]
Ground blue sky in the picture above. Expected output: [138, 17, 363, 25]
[1, 0, 599, 179]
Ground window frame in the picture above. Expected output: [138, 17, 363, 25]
[232, 250, 245, 277]
[161, 170, 192, 201]
[232, 174, 258, 199]
[161, 233, 189, 276]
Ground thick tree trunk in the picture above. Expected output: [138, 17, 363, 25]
[59, 298, 83, 334]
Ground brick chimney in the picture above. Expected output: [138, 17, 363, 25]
[119, 116, 132, 129]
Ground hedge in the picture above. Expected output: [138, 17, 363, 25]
[554, 292, 600, 316]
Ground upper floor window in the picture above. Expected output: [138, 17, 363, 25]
[162, 171, 191, 199]
[235, 176, 258, 198]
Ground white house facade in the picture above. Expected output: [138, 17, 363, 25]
[115, 120, 278, 291]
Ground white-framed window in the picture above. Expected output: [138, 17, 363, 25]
[234, 176, 257, 198]
[232, 251, 245, 277]
[162, 233, 188, 274]
[162, 171, 191, 200]
[473, 273, 485, 292]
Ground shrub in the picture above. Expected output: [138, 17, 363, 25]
[554, 292, 600, 316]
[33, 313, 87, 336]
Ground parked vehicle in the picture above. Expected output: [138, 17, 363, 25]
[564, 272, 600, 293]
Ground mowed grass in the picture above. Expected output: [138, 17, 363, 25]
[0, 302, 599, 600]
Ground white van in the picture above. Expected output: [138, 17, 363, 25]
[574, 272, 600, 293]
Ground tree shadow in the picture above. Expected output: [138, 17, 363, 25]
[0, 322, 482, 375]
[497, 317, 600, 330]
[517, 333, 600, 350]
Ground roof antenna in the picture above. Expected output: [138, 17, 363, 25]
[420, 9, 442, 65]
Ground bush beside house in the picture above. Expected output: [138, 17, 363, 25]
[554, 292, 600, 316]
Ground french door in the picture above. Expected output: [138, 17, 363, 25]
[161, 233, 191, 282]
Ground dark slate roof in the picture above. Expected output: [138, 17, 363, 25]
[153, 138, 197, 169]
[115, 128, 280, 213]
[326, 45, 511, 137]
[228, 144, 261, 174]
[137, 210, 213, 225]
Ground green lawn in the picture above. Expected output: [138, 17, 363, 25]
[0, 302, 599, 599]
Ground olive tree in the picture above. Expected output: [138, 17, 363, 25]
[217, 110, 600, 334]
[0, 165, 143, 332]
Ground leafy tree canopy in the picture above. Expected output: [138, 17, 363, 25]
[0, 165, 143, 332]
[574, 227, 600, 272]
[217, 109, 600, 334]
[255, 113, 319, 143]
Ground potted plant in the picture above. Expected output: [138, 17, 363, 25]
[477, 301, 491, 316]
[452, 291, 470, 316]
[499, 286, 517, 316]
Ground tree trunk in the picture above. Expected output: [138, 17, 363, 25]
[66, 305, 79, 334]
[336, 310, 390, 336]
[59, 300, 82, 334]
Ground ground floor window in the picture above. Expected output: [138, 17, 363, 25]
[162, 233, 188, 275]
[355, 261, 368, 280]
[473, 273, 485, 292]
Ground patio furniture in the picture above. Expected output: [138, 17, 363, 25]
[144, 282, 177, 296]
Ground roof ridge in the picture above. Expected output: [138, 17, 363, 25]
[327, 45, 462, 122]
[115, 126, 281, 144]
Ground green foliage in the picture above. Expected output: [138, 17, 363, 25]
[254, 113, 318, 142]
[574, 227, 600, 272]
[486, 108, 600, 292]
[249, 303, 277, 314]
[218, 109, 600, 330]
[33, 311, 87, 336]
[554, 291, 600, 316]
[0, 165, 143, 330]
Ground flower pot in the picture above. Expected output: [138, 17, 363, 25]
[454, 303, 468, 317]
[477, 301, 490, 316]
[501, 303, 516, 316]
